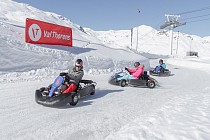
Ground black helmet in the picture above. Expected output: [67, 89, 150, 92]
[75, 59, 83, 67]
[159, 59, 163, 64]
[134, 62, 140, 67]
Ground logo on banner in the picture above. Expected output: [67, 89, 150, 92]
[28, 24, 42, 41]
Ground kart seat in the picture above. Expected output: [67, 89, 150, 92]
[159, 67, 165, 73]
[139, 71, 149, 80]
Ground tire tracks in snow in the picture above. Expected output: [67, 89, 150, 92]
[105, 67, 210, 140]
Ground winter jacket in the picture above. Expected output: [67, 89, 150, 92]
[127, 66, 144, 79]
[67, 67, 84, 85]
[155, 63, 166, 73]
[160, 63, 166, 69]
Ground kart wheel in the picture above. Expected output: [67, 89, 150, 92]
[148, 80, 155, 88]
[90, 85, 95, 95]
[120, 79, 126, 87]
[70, 93, 79, 106]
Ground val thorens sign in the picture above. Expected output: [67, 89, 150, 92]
[25, 18, 73, 47]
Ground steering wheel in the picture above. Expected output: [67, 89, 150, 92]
[124, 69, 132, 75]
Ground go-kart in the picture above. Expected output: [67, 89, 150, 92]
[108, 71, 157, 88]
[149, 68, 171, 77]
[35, 74, 96, 107]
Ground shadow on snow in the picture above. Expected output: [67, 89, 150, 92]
[58, 89, 124, 109]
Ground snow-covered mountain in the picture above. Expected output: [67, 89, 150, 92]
[88, 26, 210, 57]
[0, 0, 149, 75]
[1, 0, 210, 75]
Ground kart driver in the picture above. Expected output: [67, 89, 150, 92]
[154, 59, 166, 73]
[117, 62, 144, 80]
[60, 59, 84, 94]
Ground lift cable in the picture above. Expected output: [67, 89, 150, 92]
[180, 13, 210, 21]
[176, 6, 210, 15]
[185, 17, 210, 23]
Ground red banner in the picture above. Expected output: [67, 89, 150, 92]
[25, 18, 72, 47]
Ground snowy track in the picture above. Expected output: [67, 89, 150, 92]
[1, 65, 210, 140]
[106, 90, 210, 140]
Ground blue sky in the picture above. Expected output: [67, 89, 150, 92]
[14, 0, 210, 37]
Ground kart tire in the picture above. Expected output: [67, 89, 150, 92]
[70, 93, 79, 106]
[147, 80, 155, 88]
[90, 85, 95, 95]
[120, 79, 126, 87]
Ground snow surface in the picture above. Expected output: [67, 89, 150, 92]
[0, 0, 210, 140]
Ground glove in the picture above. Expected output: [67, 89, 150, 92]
[59, 72, 67, 76]
[125, 67, 128, 71]
[64, 74, 70, 82]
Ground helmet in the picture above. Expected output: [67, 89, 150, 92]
[159, 59, 163, 64]
[75, 59, 83, 67]
[134, 62, 140, 68]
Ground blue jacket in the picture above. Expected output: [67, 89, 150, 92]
[160, 63, 166, 69]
